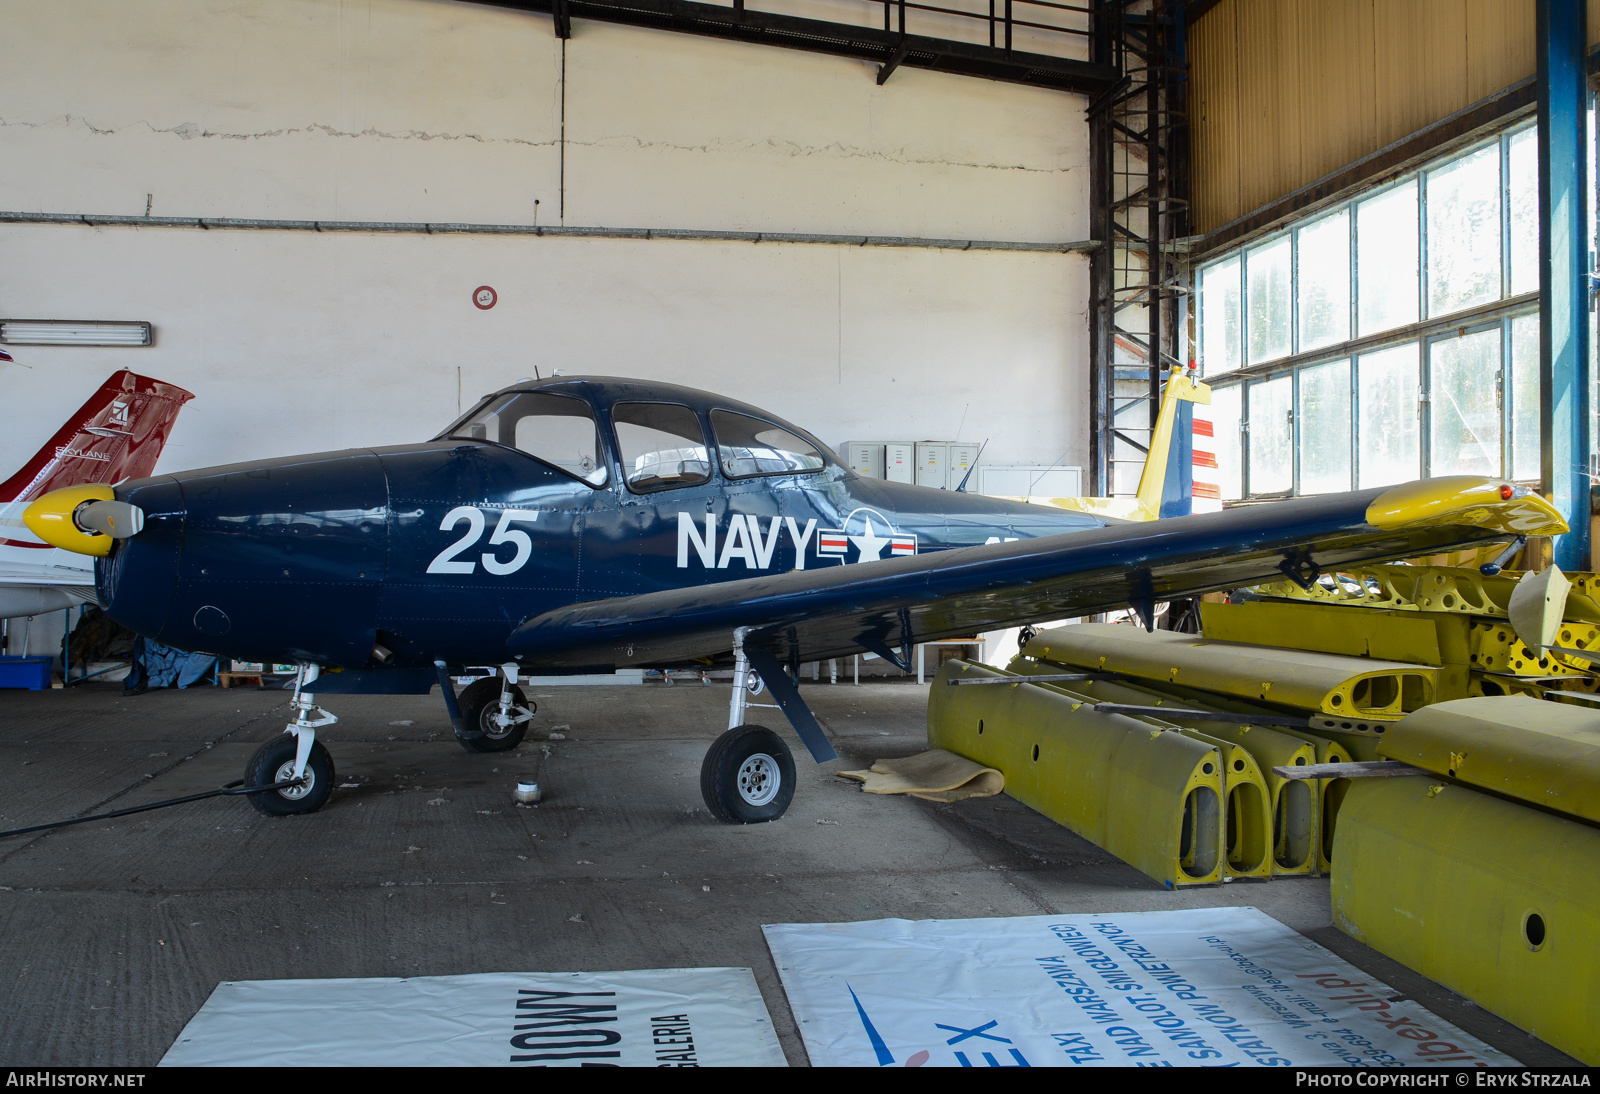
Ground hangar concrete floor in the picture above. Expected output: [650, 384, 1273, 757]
[0, 680, 1577, 1066]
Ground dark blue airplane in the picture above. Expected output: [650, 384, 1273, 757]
[24, 373, 1565, 823]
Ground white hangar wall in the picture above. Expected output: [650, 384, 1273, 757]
[0, 0, 1090, 477]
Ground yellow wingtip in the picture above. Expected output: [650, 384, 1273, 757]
[22, 484, 116, 557]
[1365, 477, 1569, 536]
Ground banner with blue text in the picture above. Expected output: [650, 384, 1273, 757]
[764, 908, 1515, 1068]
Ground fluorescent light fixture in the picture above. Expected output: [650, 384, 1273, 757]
[0, 320, 153, 347]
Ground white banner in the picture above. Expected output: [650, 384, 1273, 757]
[161, 967, 786, 1067]
[764, 907, 1517, 1068]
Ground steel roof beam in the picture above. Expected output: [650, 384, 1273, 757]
[475, 0, 1118, 93]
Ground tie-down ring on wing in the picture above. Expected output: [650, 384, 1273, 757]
[506, 477, 1566, 672]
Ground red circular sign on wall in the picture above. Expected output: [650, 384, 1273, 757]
[472, 285, 498, 310]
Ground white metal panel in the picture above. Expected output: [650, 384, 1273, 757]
[947, 442, 980, 489]
[884, 443, 916, 484]
[915, 442, 948, 489]
[843, 441, 883, 478]
[979, 465, 1083, 497]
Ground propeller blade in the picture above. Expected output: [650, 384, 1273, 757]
[77, 499, 145, 539]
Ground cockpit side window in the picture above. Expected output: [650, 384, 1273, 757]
[611, 402, 712, 494]
[448, 392, 608, 486]
[710, 409, 827, 479]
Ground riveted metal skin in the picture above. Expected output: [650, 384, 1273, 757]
[1332, 776, 1600, 1065]
[929, 659, 1225, 889]
[1198, 596, 1600, 704]
[1377, 695, 1600, 825]
[1022, 623, 1438, 720]
[1006, 658, 1319, 878]
[46, 374, 1563, 683]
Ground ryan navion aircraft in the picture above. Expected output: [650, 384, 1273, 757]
[24, 371, 1566, 822]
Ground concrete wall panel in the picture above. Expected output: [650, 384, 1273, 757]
[0, 0, 1089, 487]
[563, 24, 1087, 240]
[0, 224, 1087, 476]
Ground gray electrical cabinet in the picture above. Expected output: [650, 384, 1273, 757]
[842, 442, 884, 478]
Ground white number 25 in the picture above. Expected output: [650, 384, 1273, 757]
[426, 506, 540, 576]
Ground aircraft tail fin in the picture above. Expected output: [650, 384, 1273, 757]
[1134, 366, 1211, 521]
[0, 370, 196, 504]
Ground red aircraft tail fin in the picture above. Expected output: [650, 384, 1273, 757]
[0, 369, 196, 504]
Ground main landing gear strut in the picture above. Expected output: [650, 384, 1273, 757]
[450, 662, 537, 753]
[699, 628, 840, 824]
[244, 645, 832, 823]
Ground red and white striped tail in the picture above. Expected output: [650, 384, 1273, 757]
[1191, 408, 1221, 513]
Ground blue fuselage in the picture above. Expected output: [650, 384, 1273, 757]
[97, 378, 1105, 670]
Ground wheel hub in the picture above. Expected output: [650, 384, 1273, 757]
[272, 760, 313, 800]
[481, 706, 515, 738]
[736, 752, 781, 806]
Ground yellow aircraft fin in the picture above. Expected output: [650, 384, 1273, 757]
[1131, 366, 1212, 522]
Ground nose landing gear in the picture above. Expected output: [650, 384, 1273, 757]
[244, 663, 337, 816]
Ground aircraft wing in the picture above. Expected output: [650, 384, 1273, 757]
[0, 566, 95, 587]
[507, 477, 1565, 671]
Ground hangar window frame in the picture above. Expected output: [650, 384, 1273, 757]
[1194, 116, 1559, 502]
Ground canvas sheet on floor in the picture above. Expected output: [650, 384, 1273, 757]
[161, 967, 786, 1066]
[764, 907, 1517, 1068]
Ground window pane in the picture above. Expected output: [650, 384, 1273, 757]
[1510, 314, 1540, 480]
[1427, 145, 1502, 316]
[1429, 329, 1503, 477]
[1357, 181, 1419, 335]
[1199, 256, 1243, 376]
[1508, 128, 1538, 296]
[1247, 237, 1292, 364]
[449, 391, 607, 486]
[1211, 384, 1243, 501]
[710, 410, 825, 479]
[1248, 375, 1293, 494]
[612, 402, 711, 494]
[1298, 359, 1352, 494]
[1297, 210, 1351, 352]
[1357, 343, 1420, 488]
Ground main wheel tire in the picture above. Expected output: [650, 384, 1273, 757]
[244, 734, 335, 816]
[456, 677, 533, 753]
[700, 725, 795, 824]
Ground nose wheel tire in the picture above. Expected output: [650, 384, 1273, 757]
[244, 734, 335, 816]
[455, 677, 534, 753]
[700, 725, 795, 824]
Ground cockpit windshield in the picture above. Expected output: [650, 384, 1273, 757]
[447, 392, 608, 486]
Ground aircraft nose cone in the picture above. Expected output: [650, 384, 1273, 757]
[21, 484, 137, 557]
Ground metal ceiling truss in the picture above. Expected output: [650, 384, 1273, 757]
[1088, 0, 1188, 496]
[478, 0, 1119, 93]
